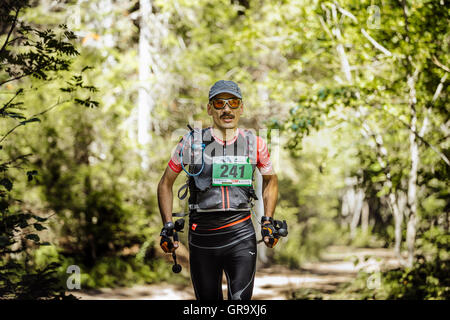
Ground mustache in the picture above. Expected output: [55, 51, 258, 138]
[220, 113, 235, 119]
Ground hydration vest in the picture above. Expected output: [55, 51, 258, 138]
[183, 127, 259, 212]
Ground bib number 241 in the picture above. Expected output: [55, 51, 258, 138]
[212, 156, 252, 186]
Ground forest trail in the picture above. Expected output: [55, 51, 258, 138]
[72, 246, 402, 300]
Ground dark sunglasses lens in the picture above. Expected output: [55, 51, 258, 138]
[213, 100, 225, 109]
[228, 99, 240, 108]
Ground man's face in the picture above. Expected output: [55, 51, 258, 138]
[207, 92, 243, 130]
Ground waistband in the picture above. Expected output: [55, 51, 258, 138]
[189, 210, 251, 232]
[188, 218, 255, 250]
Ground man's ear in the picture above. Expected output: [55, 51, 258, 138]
[207, 103, 212, 116]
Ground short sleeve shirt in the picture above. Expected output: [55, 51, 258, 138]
[168, 127, 273, 175]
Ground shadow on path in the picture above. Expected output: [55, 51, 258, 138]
[73, 246, 402, 300]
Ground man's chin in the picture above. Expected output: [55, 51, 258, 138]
[215, 119, 237, 129]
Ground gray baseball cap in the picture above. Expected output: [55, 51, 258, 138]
[208, 80, 242, 100]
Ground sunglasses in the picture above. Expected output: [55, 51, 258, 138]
[210, 98, 242, 110]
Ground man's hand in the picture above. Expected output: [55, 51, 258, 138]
[160, 222, 179, 253]
[261, 220, 279, 248]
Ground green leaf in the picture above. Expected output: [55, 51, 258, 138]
[18, 220, 29, 228]
[81, 65, 94, 72]
[27, 170, 38, 182]
[32, 214, 48, 222]
[74, 97, 99, 108]
[25, 234, 40, 242]
[20, 117, 41, 125]
[0, 236, 10, 247]
[33, 223, 46, 231]
[0, 178, 13, 191]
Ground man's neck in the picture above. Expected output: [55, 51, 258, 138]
[211, 126, 238, 142]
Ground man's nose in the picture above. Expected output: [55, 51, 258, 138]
[222, 102, 233, 111]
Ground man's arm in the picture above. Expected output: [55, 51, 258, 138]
[254, 134, 279, 247]
[255, 134, 277, 218]
[261, 173, 279, 248]
[262, 173, 278, 219]
[157, 166, 180, 225]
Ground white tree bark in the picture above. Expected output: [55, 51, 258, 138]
[361, 28, 392, 57]
[254, 170, 268, 265]
[406, 137, 418, 267]
[361, 200, 369, 234]
[350, 188, 364, 239]
[406, 68, 420, 267]
[336, 43, 352, 83]
[394, 191, 407, 257]
[320, 3, 353, 83]
[135, 0, 172, 168]
[361, 121, 406, 260]
[137, 0, 153, 168]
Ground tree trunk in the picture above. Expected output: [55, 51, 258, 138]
[137, 0, 154, 168]
[393, 191, 407, 257]
[336, 43, 352, 83]
[405, 68, 420, 267]
[361, 201, 369, 234]
[350, 188, 364, 239]
[406, 110, 419, 267]
[319, 3, 353, 83]
[361, 121, 408, 260]
[254, 170, 268, 265]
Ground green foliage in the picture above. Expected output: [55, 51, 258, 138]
[81, 256, 181, 289]
[416, 226, 449, 264]
[1, 0, 448, 298]
[381, 258, 449, 300]
[322, 226, 450, 300]
[269, 127, 355, 267]
[348, 227, 386, 249]
[31, 243, 188, 290]
[334, 256, 450, 300]
[0, 0, 97, 299]
[0, 260, 76, 300]
[279, 0, 448, 257]
[1, 0, 173, 290]
[36, 146, 153, 268]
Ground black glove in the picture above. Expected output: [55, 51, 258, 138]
[160, 222, 177, 253]
[261, 217, 288, 248]
[260, 217, 279, 248]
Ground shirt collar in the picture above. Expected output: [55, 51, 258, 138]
[210, 127, 239, 145]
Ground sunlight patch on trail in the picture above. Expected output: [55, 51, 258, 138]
[72, 246, 402, 300]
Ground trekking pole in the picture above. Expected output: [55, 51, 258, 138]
[172, 231, 182, 273]
[170, 218, 185, 273]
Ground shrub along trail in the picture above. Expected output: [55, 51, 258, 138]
[72, 246, 403, 300]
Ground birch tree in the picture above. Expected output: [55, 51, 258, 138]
[283, 0, 449, 267]
[137, 0, 153, 153]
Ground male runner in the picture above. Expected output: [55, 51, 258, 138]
[157, 80, 278, 300]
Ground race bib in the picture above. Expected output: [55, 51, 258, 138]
[212, 156, 253, 186]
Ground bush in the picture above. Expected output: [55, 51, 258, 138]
[349, 227, 386, 248]
[329, 253, 450, 300]
[273, 209, 347, 268]
[30, 243, 190, 290]
[381, 257, 449, 299]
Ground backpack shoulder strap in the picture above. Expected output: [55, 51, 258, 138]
[241, 128, 257, 163]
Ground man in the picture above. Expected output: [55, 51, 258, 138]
[157, 80, 278, 300]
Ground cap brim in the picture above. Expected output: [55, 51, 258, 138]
[209, 90, 242, 100]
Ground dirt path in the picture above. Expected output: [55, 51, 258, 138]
[73, 246, 402, 300]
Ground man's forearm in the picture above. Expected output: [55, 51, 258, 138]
[157, 181, 174, 225]
[262, 174, 278, 218]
